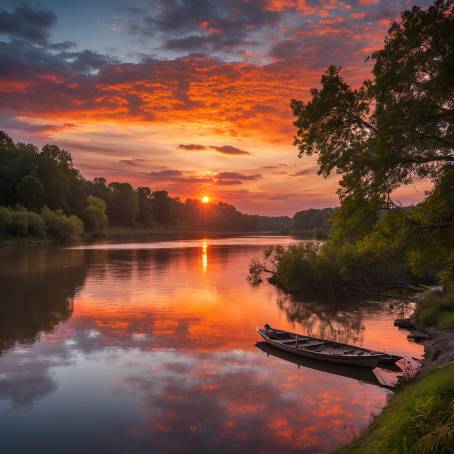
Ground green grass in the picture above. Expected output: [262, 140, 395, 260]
[336, 362, 454, 454]
[415, 291, 454, 331]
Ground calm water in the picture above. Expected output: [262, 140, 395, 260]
[0, 236, 423, 454]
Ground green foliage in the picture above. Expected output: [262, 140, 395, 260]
[336, 361, 454, 454]
[1, 131, 292, 234]
[0, 206, 12, 234]
[249, 205, 423, 296]
[293, 207, 334, 231]
[313, 227, 328, 239]
[137, 187, 155, 226]
[108, 182, 139, 226]
[15, 175, 45, 210]
[26, 211, 46, 237]
[0, 205, 83, 240]
[415, 291, 454, 331]
[41, 206, 83, 241]
[0, 132, 87, 215]
[83, 195, 107, 232]
[274, 243, 336, 292]
[292, 1, 454, 203]
[277, 1, 454, 295]
[330, 195, 381, 243]
[405, 168, 454, 288]
[8, 211, 29, 236]
[150, 190, 180, 225]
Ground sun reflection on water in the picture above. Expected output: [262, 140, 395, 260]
[202, 239, 208, 272]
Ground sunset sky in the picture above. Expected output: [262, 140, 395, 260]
[0, 0, 432, 215]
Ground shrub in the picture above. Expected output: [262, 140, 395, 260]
[27, 211, 46, 237]
[8, 211, 29, 236]
[41, 206, 83, 241]
[0, 206, 12, 235]
[83, 195, 107, 232]
[415, 291, 454, 331]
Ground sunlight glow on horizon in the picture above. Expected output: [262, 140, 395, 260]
[0, 0, 434, 214]
[202, 196, 210, 204]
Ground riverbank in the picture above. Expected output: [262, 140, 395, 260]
[102, 226, 289, 238]
[336, 360, 454, 453]
[0, 228, 297, 247]
[336, 291, 454, 453]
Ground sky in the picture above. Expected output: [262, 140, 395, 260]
[0, 0, 433, 215]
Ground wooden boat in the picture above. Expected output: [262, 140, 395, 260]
[255, 341, 389, 388]
[257, 326, 400, 368]
[256, 342, 420, 389]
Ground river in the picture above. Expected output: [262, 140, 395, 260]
[0, 235, 423, 453]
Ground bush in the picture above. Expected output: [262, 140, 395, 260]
[41, 206, 83, 241]
[83, 195, 107, 232]
[27, 211, 46, 237]
[8, 211, 29, 236]
[415, 291, 454, 331]
[0, 206, 12, 234]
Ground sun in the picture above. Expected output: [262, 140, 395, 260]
[201, 195, 210, 204]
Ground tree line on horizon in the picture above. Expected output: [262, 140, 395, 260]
[0, 131, 299, 240]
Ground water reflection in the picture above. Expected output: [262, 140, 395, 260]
[255, 342, 383, 388]
[0, 247, 89, 354]
[0, 237, 423, 453]
[202, 239, 208, 272]
[277, 295, 365, 345]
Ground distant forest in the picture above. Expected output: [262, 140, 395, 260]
[0, 131, 308, 240]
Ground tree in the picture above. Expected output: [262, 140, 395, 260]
[37, 144, 86, 214]
[250, 1, 454, 295]
[83, 195, 108, 232]
[293, 207, 334, 231]
[87, 177, 111, 204]
[136, 187, 154, 226]
[15, 175, 45, 210]
[108, 182, 138, 226]
[291, 1, 454, 204]
[151, 191, 179, 225]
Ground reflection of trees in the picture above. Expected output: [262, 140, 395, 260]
[276, 295, 365, 345]
[0, 247, 89, 354]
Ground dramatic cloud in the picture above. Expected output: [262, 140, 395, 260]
[0, 5, 56, 45]
[215, 179, 242, 185]
[0, 0, 434, 214]
[209, 146, 250, 156]
[178, 144, 207, 151]
[119, 158, 150, 166]
[215, 171, 261, 180]
[129, 0, 281, 54]
[291, 167, 318, 177]
[178, 144, 251, 155]
[148, 169, 183, 179]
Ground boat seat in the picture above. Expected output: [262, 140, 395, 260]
[301, 342, 326, 349]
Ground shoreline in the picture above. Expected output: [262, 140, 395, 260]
[0, 228, 316, 247]
[336, 291, 454, 453]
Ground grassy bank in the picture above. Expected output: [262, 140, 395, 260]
[336, 361, 454, 454]
[415, 291, 454, 331]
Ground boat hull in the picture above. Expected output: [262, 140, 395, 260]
[258, 330, 383, 368]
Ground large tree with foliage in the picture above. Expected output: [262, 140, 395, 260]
[249, 1, 454, 293]
[291, 0, 453, 207]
